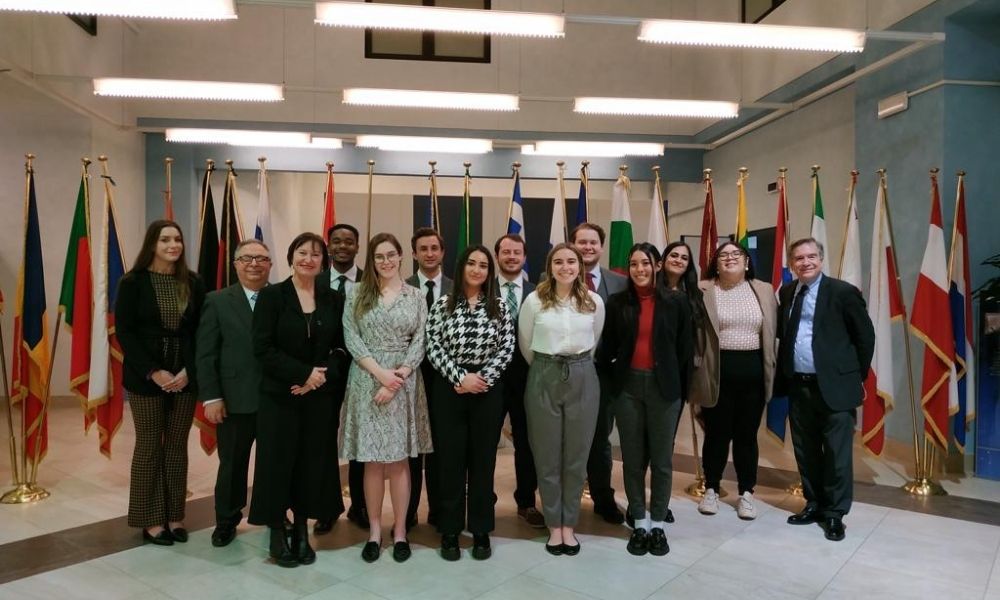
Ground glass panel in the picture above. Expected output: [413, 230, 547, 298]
[370, 30, 424, 55]
[434, 32, 486, 58]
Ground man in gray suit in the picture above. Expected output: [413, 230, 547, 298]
[571, 223, 627, 524]
[197, 239, 272, 547]
[404, 227, 453, 529]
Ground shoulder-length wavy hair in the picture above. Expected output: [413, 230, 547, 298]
[128, 219, 193, 308]
[535, 243, 596, 313]
[703, 241, 755, 281]
[354, 232, 403, 320]
[659, 240, 706, 326]
[447, 244, 502, 320]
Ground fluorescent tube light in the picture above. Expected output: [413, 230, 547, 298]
[165, 129, 342, 149]
[574, 97, 739, 118]
[638, 19, 865, 53]
[521, 142, 664, 157]
[343, 88, 518, 112]
[356, 135, 493, 154]
[316, 1, 564, 38]
[0, 0, 236, 20]
[94, 78, 283, 102]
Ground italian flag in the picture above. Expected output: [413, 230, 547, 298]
[608, 172, 633, 274]
[810, 171, 830, 274]
[59, 167, 93, 417]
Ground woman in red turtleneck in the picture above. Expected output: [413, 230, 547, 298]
[597, 243, 693, 558]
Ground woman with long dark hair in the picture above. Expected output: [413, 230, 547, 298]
[425, 245, 514, 561]
[598, 243, 692, 557]
[116, 220, 205, 545]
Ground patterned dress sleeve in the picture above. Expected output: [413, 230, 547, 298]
[401, 287, 427, 370]
[479, 301, 515, 387]
[425, 295, 466, 386]
[342, 289, 373, 363]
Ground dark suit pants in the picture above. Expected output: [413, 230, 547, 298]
[586, 370, 617, 509]
[500, 375, 538, 509]
[701, 349, 765, 495]
[789, 377, 855, 518]
[432, 371, 505, 535]
[409, 361, 440, 522]
[214, 411, 257, 528]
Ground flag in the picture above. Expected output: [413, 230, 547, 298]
[735, 171, 749, 250]
[810, 170, 830, 274]
[948, 173, 975, 450]
[698, 174, 718, 275]
[507, 169, 525, 236]
[862, 176, 904, 455]
[549, 163, 568, 250]
[910, 172, 957, 450]
[428, 166, 440, 230]
[838, 171, 863, 290]
[457, 164, 471, 257]
[765, 171, 793, 444]
[11, 166, 51, 463]
[322, 164, 336, 242]
[218, 166, 244, 289]
[59, 166, 93, 417]
[647, 169, 668, 251]
[608, 170, 633, 273]
[87, 170, 126, 458]
[572, 164, 589, 231]
[254, 160, 277, 283]
[197, 167, 220, 293]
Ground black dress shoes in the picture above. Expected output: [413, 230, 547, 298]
[823, 517, 846, 541]
[347, 506, 370, 529]
[471, 533, 491, 560]
[440, 534, 461, 561]
[647, 528, 670, 556]
[626, 528, 648, 556]
[269, 527, 298, 568]
[594, 504, 626, 525]
[665, 509, 675, 524]
[787, 506, 822, 525]
[314, 513, 340, 535]
[292, 520, 316, 565]
[211, 525, 236, 547]
[393, 540, 412, 563]
[169, 527, 188, 543]
[142, 528, 174, 546]
[361, 540, 381, 563]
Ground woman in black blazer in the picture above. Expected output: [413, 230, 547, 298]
[597, 243, 693, 558]
[116, 220, 205, 546]
[249, 232, 347, 568]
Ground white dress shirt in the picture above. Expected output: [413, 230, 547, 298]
[417, 270, 444, 303]
[330, 264, 359, 295]
[517, 291, 605, 364]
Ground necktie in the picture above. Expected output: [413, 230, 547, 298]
[336, 275, 347, 294]
[249, 291, 259, 311]
[586, 272, 596, 292]
[783, 283, 809, 375]
[425, 280, 435, 310]
[504, 281, 518, 319]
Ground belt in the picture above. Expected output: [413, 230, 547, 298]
[792, 372, 817, 382]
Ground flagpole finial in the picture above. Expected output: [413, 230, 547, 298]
[877, 168, 887, 175]
[739, 166, 749, 178]
[511, 161, 520, 170]
[811, 164, 820, 174]
[778, 166, 787, 174]
[619, 164, 628, 174]
[165, 157, 173, 165]
[368, 159, 376, 167]
[206, 158, 215, 171]
[429, 160, 437, 167]
[326, 161, 334, 170]
[581, 160, 590, 167]
[929, 167, 939, 175]
[652, 165, 661, 174]
[258, 156, 267, 164]
[850, 169, 859, 176]
[957, 170, 966, 177]
[463, 161, 472, 168]
[703, 168, 712, 180]
[82, 157, 92, 167]
[225, 159, 235, 172]
[98, 155, 108, 162]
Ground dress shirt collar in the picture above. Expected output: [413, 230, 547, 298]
[417, 269, 443, 289]
[333, 264, 359, 283]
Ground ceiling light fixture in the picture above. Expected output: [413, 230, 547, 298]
[165, 129, 342, 149]
[521, 141, 664, 157]
[343, 88, 518, 112]
[0, 0, 237, 20]
[638, 19, 865, 53]
[316, 1, 564, 38]
[94, 78, 283, 102]
[574, 97, 739, 118]
[356, 135, 493, 154]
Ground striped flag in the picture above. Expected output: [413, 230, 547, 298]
[549, 163, 568, 250]
[838, 171, 863, 290]
[254, 160, 277, 283]
[608, 170, 633, 274]
[12, 165, 51, 463]
[862, 176, 904, 455]
[948, 173, 975, 450]
[810, 169, 830, 274]
[572, 164, 589, 231]
[735, 170, 749, 250]
[647, 168, 668, 251]
[910, 172, 957, 450]
[765, 171, 793, 444]
[698, 173, 718, 275]
[507, 169, 525, 236]
[87, 168, 126, 458]
[59, 165, 94, 419]
[322, 164, 336, 242]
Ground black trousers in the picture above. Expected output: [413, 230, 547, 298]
[214, 411, 257, 528]
[585, 370, 617, 509]
[432, 370, 505, 535]
[409, 361, 440, 521]
[701, 349, 765, 495]
[788, 376, 855, 518]
[500, 373, 538, 509]
[326, 389, 361, 516]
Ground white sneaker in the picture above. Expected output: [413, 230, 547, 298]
[737, 491, 757, 520]
[698, 489, 719, 515]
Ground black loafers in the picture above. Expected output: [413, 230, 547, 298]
[823, 517, 846, 541]
[169, 527, 188, 543]
[143, 528, 173, 546]
[787, 506, 822, 525]
[361, 540, 381, 563]
[647, 528, 670, 556]
[626, 529, 648, 556]
[393, 540, 412, 563]
[211, 526, 236, 547]
[440, 534, 461, 561]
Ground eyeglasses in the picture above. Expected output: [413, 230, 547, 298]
[717, 251, 744, 260]
[373, 252, 400, 263]
[235, 255, 271, 264]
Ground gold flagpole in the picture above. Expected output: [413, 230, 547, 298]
[652, 165, 667, 243]
[429, 160, 440, 231]
[582, 161, 590, 217]
[164, 157, 173, 219]
[837, 170, 859, 278]
[366, 160, 375, 241]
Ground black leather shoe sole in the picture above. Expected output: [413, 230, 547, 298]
[211, 527, 236, 547]
[787, 510, 821, 525]
[544, 543, 564, 556]
[361, 541, 381, 563]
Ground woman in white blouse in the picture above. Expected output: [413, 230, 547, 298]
[518, 243, 605, 556]
[688, 242, 777, 521]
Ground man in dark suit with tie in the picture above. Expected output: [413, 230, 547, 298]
[314, 223, 367, 533]
[196, 239, 272, 547]
[570, 222, 627, 524]
[404, 227, 453, 529]
[777, 238, 874, 541]
[493, 234, 544, 528]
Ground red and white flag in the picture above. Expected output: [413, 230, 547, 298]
[910, 172, 957, 450]
[948, 173, 975, 450]
[838, 171, 863, 290]
[322, 164, 336, 242]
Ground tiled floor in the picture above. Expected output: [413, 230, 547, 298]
[1, 401, 999, 599]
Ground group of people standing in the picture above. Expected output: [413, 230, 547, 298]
[113, 216, 875, 568]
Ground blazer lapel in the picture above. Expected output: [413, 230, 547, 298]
[701, 281, 721, 335]
[226, 285, 254, 328]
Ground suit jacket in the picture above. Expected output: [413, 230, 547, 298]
[596, 267, 628, 303]
[495, 278, 536, 394]
[405, 272, 454, 296]
[317, 266, 361, 292]
[406, 272, 454, 391]
[776, 275, 875, 411]
[116, 270, 206, 396]
[195, 284, 262, 413]
[596, 287, 694, 402]
[252, 277, 347, 398]
[688, 278, 778, 408]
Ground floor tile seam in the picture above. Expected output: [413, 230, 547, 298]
[812, 505, 892, 598]
[980, 535, 1000, 600]
[519, 572, 605, 600]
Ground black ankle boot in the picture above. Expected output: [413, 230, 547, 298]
[269, 526, 298, 568]
[292, 518, 315, 565]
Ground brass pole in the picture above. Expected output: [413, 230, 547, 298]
[581, 160, 591, 219]
[652, 165, 667, 242]
[838, 170, 859, 278]
[366, 160, 375, 241]
[463, 161, 472, 247]
[429, 160, 440, 231]
[164, 157, 173, 219]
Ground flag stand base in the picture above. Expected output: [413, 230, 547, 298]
[685, 476, 728, 499]
[902, 478, 947, 496]
[1, 483, 50, 504]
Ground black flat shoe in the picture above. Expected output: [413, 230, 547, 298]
[561, 542, 581, 556]
[440, 534, 461, 561]
[143, 529, 174, 546]
[211, 526, 236, 547]
[626, 528, 648, 556]
[169, 527, 188, 543]
[647, 528, 670, 556]
[544, 543, 564, 556]
[393, 540, 412, 563]
[361, 540, 381, 563]
[787, 506, 821, 525]
[471, 533, 491, 560]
